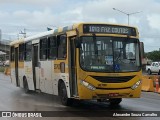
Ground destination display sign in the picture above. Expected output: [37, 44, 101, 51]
[83, 24, 137, 36]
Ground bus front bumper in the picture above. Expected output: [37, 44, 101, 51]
[78, 83, 142, 100]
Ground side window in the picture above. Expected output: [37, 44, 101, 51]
[48, 36, 57, 59]
[40, 38, 48, 60]
[19, 43, 24, 61]
[10, 46, 15, 61]
[155, 63, 159, 67]
[24, 42, 32, 61]
[57, 35, 67, 59]
[152, 63, 155, 66]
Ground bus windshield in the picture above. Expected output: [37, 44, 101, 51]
[80, 36, 141, 72]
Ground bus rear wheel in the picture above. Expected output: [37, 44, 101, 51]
[109, 98, 122, 106]
[23, 77, 30, 93]
[59, 82, 72, 106]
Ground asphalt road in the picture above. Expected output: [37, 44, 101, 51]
[0, 73, 160, 120]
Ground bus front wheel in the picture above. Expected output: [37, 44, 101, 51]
[109, 98, 122, 106]
[59, 82, 72, 106]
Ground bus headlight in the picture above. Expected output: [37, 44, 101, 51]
[131, 80, 141, 90]
[80, 80, 96, 91]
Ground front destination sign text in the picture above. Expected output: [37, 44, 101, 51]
[83, 24, 136, 36]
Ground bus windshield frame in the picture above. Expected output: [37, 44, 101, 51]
[79, 36, 141, 73]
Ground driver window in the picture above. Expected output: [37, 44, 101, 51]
[126, 43, 135, 59]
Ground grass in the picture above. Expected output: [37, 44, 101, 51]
[0, 66, 5, 72]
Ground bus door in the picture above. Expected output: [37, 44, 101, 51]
[39, 37, 53, 94]
[32, 44, 40, 90]
[15, 47, 20, 86]
[69, 37, 78, 97]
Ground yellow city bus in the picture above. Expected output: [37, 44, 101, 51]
[10, 23, 142, 106]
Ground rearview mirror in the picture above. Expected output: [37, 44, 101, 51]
[140, 42, 144, 59]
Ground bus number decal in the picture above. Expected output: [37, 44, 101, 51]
[54, 64, 60, 69]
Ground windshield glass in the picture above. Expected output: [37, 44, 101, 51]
[80, 36, 141, 72]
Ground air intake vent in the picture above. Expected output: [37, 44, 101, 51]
[91, 76, 135, 83]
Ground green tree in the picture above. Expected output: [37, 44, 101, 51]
[146, 51, 160, 61]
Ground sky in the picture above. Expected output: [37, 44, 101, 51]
[0, 0, 160, 52]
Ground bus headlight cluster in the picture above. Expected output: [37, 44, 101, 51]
[80, 80, 96, 91]
[131, 80, 141, 90]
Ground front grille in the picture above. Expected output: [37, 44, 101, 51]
[91, 76, 135, 83]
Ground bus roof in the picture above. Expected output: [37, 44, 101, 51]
[10, 38, 24, 46]
[24, 30, 55, 42]
[23, 24, 76, 43]
[10, 22, 138, 45]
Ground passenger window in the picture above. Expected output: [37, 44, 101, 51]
[24, 42, 32, 61]
[48, 36, 57, 59]
[57, 35, 67, 59]
[40, 38, 48, 60]
[19, 43, 24, 61]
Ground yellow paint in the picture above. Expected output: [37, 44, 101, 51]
[10, 38, 24, 46]
[77, 70, 142, 99]
[18, 62, 24, 68]
[78, 84, 141, 99]
[66, 30, 77, 37]
[9, 22, 140, 100]
[10, 62, 15, 68]
[76, 23, 139, 38]
[53, 60, 69, 74]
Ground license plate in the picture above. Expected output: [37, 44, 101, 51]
[108, 93, 119, 97]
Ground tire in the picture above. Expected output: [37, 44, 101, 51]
[59, 82, 72, 106]
[23, 77, 30, 93]
[97, 99, 102, 102]
[109, 98, 122, 106]
[97, 99, 107, 102]
[148, 69, 152, 75]
[158, 70, 160, 75]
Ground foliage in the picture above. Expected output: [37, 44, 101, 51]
[146, 51, 160, 61]
[0, 67, 5, 72]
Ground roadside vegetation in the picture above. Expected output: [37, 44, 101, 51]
[0, 66, 5, 72]
[145, 51, 160, 61]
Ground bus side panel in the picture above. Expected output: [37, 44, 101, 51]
[52, 60, 71, 98]
[24, 61, 35, 90]
[35, 67, 40, 90]
[18, 62, 25, 88]
[40, 60, 53, 94]
[10, 62, 16, 86]
[51, 61, 58, 95]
